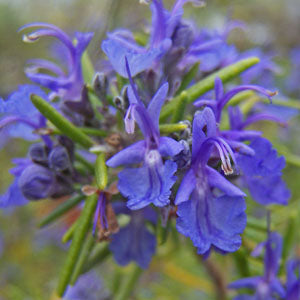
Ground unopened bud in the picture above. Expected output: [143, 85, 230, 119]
[18, 164, 54, 201]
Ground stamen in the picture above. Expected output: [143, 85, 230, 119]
[124, 105, 136, 134]
[22, 33, 39, 43]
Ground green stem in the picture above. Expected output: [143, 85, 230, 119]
[159, 123, 187, 134]
[70, 234, 95, 285]
[80, 127, 108, 137]
[62, 221, 78, 244]
[56, 193, 99, 296]
[82, 243, 110, 274]
[95, 152, 108, 190]
[177, 62, 199, 94]
[114, 265, 143, 300]
[31, 95, 94, 149]
[160, 57, 260, 121]
[39, 195, 85, 228]
[171, 91, 188, 123]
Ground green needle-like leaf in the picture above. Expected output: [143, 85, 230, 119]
[31, 94, 94, 149]
[177, 62, 199, 94]
[70, 234, 95, 285]
[159, 123, 188, 134]
[114, 265, 143, 300]
[56, 193, 99, 296]
[39, 194, 85, 228]
[95, 152, 108, 190]
[171, 91, 188, 123]
[160, 57, 260, 120]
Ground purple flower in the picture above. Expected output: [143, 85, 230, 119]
[101, 0, 202, 78]
[63, 271, 109, 300]
[285, 259, 300, 300]
[0, 84, 49, 147]
[106, 60, 183, 210]
[229, 232, 285, 300]
[194, 78, 290, 206]
[19, 23, 94, 101]
[240, 48, 280, 86]
[175, 107, 247, 255]
[237, 137, 290, 206]
[109, 202, 157, 269]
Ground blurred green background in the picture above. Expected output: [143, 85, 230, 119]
[0, 0, 300, 299]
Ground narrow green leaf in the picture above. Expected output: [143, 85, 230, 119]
[177, 62, 199, 94]
[95, 152, 108, 190]
[282, 214, 297, 261]
[160, 57, 260, 120]
[31, 95, 94, 149]
[247, 216, 267, 232]
[39, 195, 85, 228]
[57, 193, 99, 296]
[81, 51, 95, 84]
[80, 127, 108, 137]
[82, 243, 110, 274]
[62, 221, 77, 244]
[114, 265, 143, 300]
[275, 145, 300, 168]
[70, 234, 95, 285]
[233, 249, 251, 277]
[159, 123, 188, 134]
[171, 91, 188, 123]
[267, 98, 300, 110]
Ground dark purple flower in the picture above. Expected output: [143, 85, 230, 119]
[229, 232, 285, 300]
[18, 164, 55, 201]
[0, 84, 49, 147]
[19, 23, 94, 101]
[109, 202, 157, 269]
[106, 60, 183, 210]
[175, 107, 247, 255]
[285, 259, 300, 300]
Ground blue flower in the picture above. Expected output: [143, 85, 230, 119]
[194, 78, 290, 206]
[237, 137, 290, 206]
[101, 0, 203, 78]
[175, 107, 247, 255]
[109, 202, 157, 269]
[229, 232, 285, 300]
[106, 59, 183, 210]
[0, 84, 49, 147]
[285, 259, 300, 300]
[63, 271, 109, 300]
[19, 23, 94, 101]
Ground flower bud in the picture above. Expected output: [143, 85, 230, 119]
[93, 72, 108, 102]
[18, 164, 54, 201]
[48, 146, 71, 172]
[28, 143, 48, 165]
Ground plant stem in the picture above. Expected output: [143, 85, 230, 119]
[114, 265, 143, 300]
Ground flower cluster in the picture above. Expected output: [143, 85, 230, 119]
[229, 231, 300, 300]
[0, 0, 298, 297]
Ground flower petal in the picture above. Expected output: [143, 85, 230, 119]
[158, 136, 183, 157]
[118, 160, 177, 210]
[176, 189, 246, 254]
[106, 141, 146, 168]
[175, 168, 196, 205]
